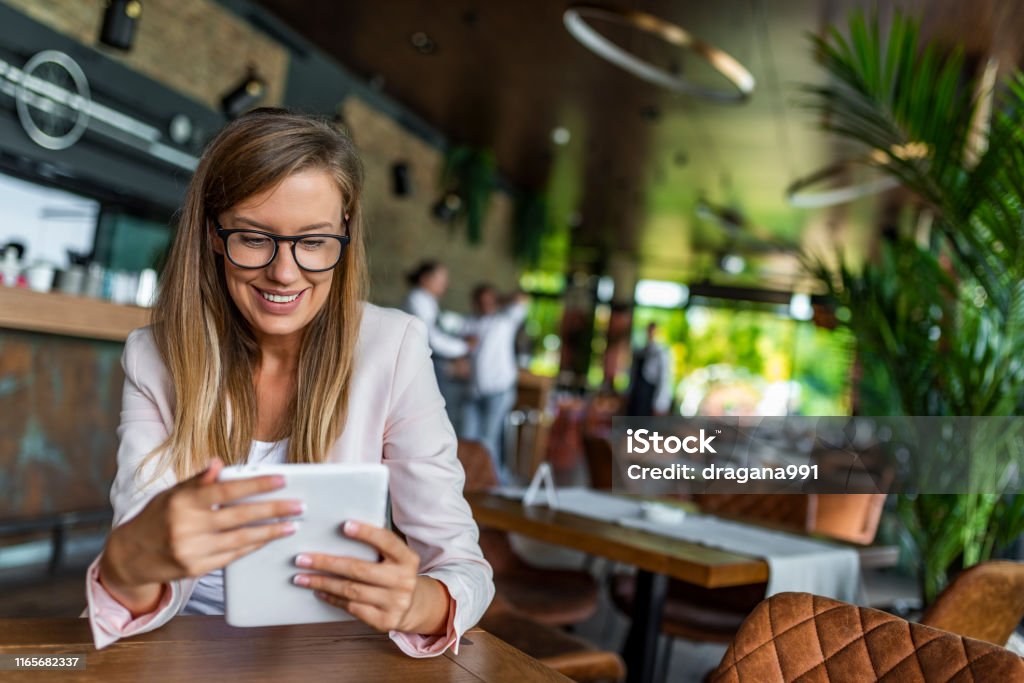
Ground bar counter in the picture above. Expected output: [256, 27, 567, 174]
[0, 287, 150, 342]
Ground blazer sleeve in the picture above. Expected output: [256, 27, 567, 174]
[382, 316, 495, 656]
[85, 328, 199, 649]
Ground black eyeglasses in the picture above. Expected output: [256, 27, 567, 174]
[214, 218, 350, 272]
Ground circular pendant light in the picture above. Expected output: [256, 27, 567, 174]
[563, 5, 755, 103]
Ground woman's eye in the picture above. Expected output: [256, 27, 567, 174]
[299, 239, 325, 250]
[242, 237, 270, 248]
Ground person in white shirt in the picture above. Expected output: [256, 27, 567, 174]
[461, 285, 528, 480]
[401, 261, 474, 432]
[626, 322, 673, 416]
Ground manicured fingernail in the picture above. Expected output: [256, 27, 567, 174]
[271, 475, 286, 487]
[292, 574, 311, 587]
[288, 502, 306, 515]
[295, 554, 313, 568]
[343, 520, 359, 535]
[281, 522, 297, 535]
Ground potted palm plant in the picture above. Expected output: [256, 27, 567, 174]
[803, 10, 1024, 603]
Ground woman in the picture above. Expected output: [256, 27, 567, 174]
[85, 109, 494, 657]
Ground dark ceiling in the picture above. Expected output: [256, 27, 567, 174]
[253, 0, 1024, 287]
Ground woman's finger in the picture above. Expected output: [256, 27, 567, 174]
[210, 499, 304, 531]
[195, 474, 287, 507]
[340, 521, 416, 564]
[294, 574, 395, 609]
[315, 593, 392, 631]
[195, 458, 224, 486]
[294, 554, 404, 589]
[205, 519, 295, 554]
[198, 540, 268, 575]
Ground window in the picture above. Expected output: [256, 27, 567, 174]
[0, 172, 98, 267]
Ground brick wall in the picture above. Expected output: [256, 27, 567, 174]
[2, 0, 288, 109]
[2, 0, 521, 313]
[345, 96, 519, 312]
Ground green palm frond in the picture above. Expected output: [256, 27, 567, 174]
[804, 10, 1024, 603]
[801, 10, 1024, 313]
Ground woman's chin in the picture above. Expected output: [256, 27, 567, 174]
[241, 309, 305, 338]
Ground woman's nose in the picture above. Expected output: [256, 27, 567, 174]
[266, 243, 301, 283]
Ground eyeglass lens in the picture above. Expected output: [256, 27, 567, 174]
[226, 232, 343, 270]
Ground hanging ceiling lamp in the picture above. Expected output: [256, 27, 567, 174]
[563, 5, 755, 103]
[785, 141, 935, 209]
[785, 158, 900, 209]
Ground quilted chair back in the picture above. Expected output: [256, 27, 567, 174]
[709, 592, 1024, 682]
[694, 494, 816, 532]
[921, 560, 1024, 646]
[457, 439, 499, 491]
[582, 434, 615, 490]
[455, 439, 521, 574]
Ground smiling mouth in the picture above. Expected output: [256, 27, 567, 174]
[256, 288, 302, 303]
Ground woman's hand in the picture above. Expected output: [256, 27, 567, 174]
[99, 457, 302, 615]
[291, 521, 451, 635]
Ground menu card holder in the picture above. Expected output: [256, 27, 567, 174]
[522, 462, 558, 508]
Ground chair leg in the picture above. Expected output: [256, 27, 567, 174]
[598, 597, 619, 648]
[657, 634, 674, 683]
[48, 523, 65, 575]
[597, 561, 623, 647]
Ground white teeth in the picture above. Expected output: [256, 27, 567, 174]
[260, 290, 299, 303]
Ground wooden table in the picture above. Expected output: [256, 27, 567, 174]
[467, 491, 894, 683]
[0, 616, 571, 682]
[469, 492, 770, 588]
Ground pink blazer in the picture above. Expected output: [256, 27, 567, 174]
[85, 303, 495, 656]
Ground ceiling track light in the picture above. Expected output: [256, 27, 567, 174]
[563, 5, 755, 103]
[221, 67, 266, 119]
[432, 191, 462, 222]
[99, 0, 142, 51]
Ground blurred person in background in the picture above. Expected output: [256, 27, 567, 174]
[402, 261, 474, 432]
[626, 321, 673, 416]
[461, 284, 527, 481]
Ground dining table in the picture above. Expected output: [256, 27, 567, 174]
[466, 490, 898, 683]
[0, 615, 571, 682]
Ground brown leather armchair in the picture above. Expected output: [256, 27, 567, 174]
[582, 434, 615, 490]
[710, 592, 1024, 682]
[481, 595, 625, 683]
[459, 439, 621, 682]
[921, 560, 1024, 646]
[458, 439, 600, 626]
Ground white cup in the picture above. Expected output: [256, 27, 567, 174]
[26, 262, 55, 292]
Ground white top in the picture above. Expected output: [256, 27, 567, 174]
[182, 439, 288, 616]
[463, 302, 527, 396]
[401, 287, 469, 359]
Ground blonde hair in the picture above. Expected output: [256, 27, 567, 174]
[143, 108, 367, 481]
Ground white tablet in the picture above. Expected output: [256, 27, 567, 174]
[218, 462, 389, 627]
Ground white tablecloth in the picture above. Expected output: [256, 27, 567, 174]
[495, 486, 862, 602]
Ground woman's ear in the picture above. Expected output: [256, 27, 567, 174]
[208, 219, 224, 255]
